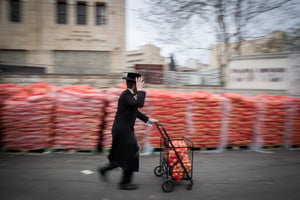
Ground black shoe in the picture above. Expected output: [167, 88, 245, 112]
[119, 183, 138, 190]
[97, 167, 107, 182]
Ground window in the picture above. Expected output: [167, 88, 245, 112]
[128, 53, 143, 57]
[9, 0, 21, 22]
[95, 2, 106, 25]
[128, 59, 143, 63]
[77, 2, 87, 25]
[56, 1, 67, 24]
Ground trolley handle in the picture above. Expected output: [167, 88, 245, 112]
[154, 121, 161, 125]
[155, 122, 170, 139]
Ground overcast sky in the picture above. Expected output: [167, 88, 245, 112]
[125, 0, 204, 65]
[126, 0, 152, 51]
[125, 0, 300, 66]
[125, 0, 269, 66]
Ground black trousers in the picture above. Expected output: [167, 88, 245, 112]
[102, 162, 133, 185]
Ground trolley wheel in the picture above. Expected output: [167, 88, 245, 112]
[186, 183, 193, 190]
[154, 166, 163, 177]
[162, 179, 174, 193]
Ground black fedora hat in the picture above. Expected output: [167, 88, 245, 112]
[123, 72, 141, 82]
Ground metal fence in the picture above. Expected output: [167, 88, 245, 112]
[138, 68, 221, 86]
[164, 69, 221, 86]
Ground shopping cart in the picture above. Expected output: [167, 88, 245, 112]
[153, 122, 194, 192]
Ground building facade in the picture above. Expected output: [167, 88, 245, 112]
[0, 0, 126, 74]
[125, 44, 166, 71]
[209, 31, 286, 68]
[177, 58, 208, 72]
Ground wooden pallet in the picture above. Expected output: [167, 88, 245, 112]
[226, 145, 249, 150]
[100, 148, 111, 155]
[262, 145, 283, 150]
[289, 145, 300, 150]
[0, 148, 51, 154]
[48, 148, 98, 154]
[191, 146, 219, 151]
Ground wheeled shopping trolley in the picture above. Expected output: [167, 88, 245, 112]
[153, 123, 194, 192]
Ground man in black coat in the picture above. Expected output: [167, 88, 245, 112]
[98, 72, 158, 190]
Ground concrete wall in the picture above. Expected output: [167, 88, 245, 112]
[53, 50, 111, 74]
[226, 53, 300, 95]
[288, 54, 300, 96]
[0, 74, 123, 88]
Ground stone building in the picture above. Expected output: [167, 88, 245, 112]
[0, 0, 126, 74]
[125, 44, 166, 71]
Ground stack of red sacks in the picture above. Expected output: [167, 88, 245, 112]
[255, 95, 286, 146]
[1, 82, 54, 150]
[53, 85, 106, 150]
[0, 84, 23, 146]
[134, 98, 152, 149]
[101, 88, 123, 149]
[147, 90, 186, 148]
[285, 97, 300, 146]
[187, 92, 223, 148]
[222, 93, 256, 146]
[169, 92, 187, 138]
[145, 90, 162, 147]
[0, 84, 23, 102]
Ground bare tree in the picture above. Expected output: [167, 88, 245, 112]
[141, 0, 298, 86]
[285, 25, 300, 52]
[169, 53, 177, 71]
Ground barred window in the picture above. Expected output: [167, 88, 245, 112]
[56, 0, 67, 24]
[9, 0, 21, 22]
[96, 2, 106, 25]
[77, 2, 87, 25]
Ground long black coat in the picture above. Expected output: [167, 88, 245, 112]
[108, 89, 149, 172]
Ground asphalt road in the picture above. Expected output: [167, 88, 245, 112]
[0, 149, 300, 200]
